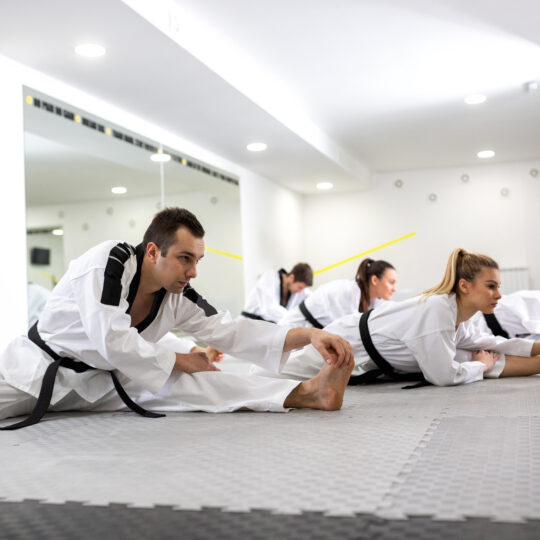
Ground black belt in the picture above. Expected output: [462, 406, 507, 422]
[348, 309, 428, 389]
[483, 313, 510, 339]
[298, 301, 323, 329]
[1, 323, 165, 431]
[241, 311, 275, 323]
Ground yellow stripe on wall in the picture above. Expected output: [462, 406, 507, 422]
[204, 231, 416, 270]
[314, 232, 416, 275]
[205, 246, 243, 261]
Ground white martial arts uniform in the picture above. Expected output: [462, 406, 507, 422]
[279, 279, 382, 328]
[242, 268, 310, 323]
[157, 333, 197, 354]
[27, 283, 51, 329]
[0, 241, 301, 423]
[464, 290, 540, 341]
[272, 294, 533, 386]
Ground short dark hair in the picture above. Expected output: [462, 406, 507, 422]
[143, 207, 205, 256]
[290, 263, 313, 286]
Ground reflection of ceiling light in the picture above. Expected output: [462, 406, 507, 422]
[316, 182, 333, 190]
[464, 94, 486, 105]
[246, 142, 267, 152]
[477, 150, 495, 159]
[75, 43, 106, 57]
[150, 152, 171, 162]
[111, 186, 127, 194]
[52, 229, 64, 236]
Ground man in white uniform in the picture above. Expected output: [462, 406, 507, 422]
[242, 264, 313, 323]
[0, 208, 353, 430]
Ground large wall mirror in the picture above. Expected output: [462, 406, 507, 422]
[24, 88, 244, 327]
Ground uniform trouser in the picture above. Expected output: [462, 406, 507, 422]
[251, 346, 507, 382]
[0, 370, 301, 422]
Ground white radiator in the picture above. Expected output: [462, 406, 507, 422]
[499, 267, 530, 294]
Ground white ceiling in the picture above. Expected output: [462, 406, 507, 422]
[2, 0, 540, 194]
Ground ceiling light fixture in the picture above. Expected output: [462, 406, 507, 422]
[464, 94, 486, 105]
[52, 229, 64, 236]
[316, 182, 333, 190]
[477, 150, 495, 159]
[111, 186, 127, 194]
[246, 142, 267, 152]
[150, 151, 171, 162]
[75, 43, 106, 58]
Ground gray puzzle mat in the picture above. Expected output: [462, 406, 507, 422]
[2, 377, 540, 523]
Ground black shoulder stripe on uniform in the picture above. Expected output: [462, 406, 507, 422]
[183, 285, 218, 317]
[101, 243, 133, 306]
[110, 245, 130, 264]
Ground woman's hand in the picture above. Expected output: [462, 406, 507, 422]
[472, 350, 500, 372]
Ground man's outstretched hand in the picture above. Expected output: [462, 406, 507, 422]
[174, 352, 221, 373]
[283, 327, 354, 369]
[191, 345, 224, 364]
[310, 330, 354, 369]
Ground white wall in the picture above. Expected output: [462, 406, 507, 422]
[303, 159, 540, 292]
[239, 170, 304, 296]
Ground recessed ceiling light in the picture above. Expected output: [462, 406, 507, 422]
[111, 186, 127, 194]
[464, 94, 486, 105]
[52, 229, 64, 236]
[477, 150, 495, 159]
[246, 142, 267, 152]
[316, 182, 333, 190]
[75, 43, 106, 58]
[150, 153, 171, 162]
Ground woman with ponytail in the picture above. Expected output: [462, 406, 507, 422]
[279, 248, 540, 386]
[279, 258, 397, 329]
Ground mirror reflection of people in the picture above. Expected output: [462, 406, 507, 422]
[1, 208, 354, 430]
[276, 249, 540, 386]
[241, 263, 313, 323]
[27, 282, 51, 329]
[279, 259, 396, 329]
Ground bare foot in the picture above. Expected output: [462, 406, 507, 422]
[284, 359, 354, 411]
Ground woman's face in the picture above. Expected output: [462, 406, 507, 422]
[370, 268, 397, 300]
[461, 267, 502, 313]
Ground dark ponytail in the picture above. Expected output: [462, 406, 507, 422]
[355, 259, 395, 312]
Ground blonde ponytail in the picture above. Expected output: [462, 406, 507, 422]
[421, 248, 498, 299]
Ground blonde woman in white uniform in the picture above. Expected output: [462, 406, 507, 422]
[279, 249, 540, 386]
[279, 259, 397, 329]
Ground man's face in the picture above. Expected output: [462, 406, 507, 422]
[153, 227, 205, 293]
[289, 281, 308, 294]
